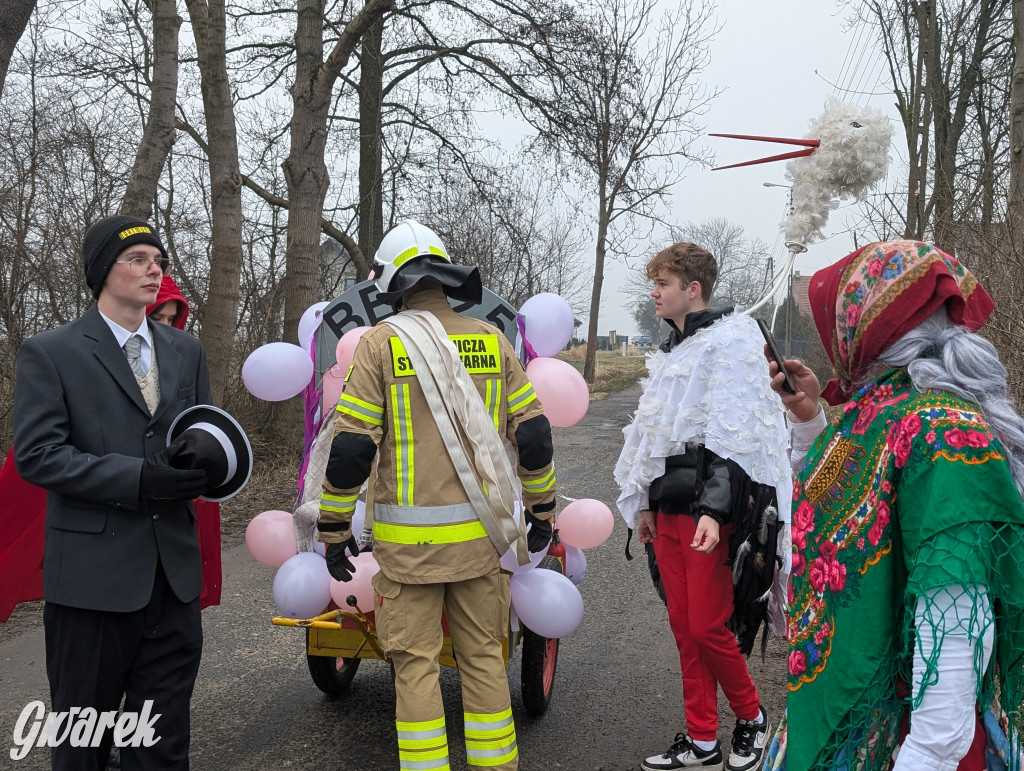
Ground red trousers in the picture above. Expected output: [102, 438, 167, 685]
[654, 511, 760, 742]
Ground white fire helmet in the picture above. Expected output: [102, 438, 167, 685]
[371, 219, 481, 308]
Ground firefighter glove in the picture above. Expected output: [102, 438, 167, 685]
[525, 511, 552, 554]
[325, 536, 361, 582]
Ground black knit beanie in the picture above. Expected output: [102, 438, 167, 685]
[82, 215, 168, 299]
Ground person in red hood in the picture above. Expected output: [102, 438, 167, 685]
[147, 274, 190, 329]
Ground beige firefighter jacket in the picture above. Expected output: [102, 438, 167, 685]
[318, 290, 556, 584]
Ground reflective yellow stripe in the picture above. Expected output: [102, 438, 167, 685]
[320, 492, 358, 514]
[522, 467, 556, 493]
[463, 709, 516, 767]
[466, 746, 517, 767]
[397, 717, 449, 769]
[392, 245, 421, 268]
[428, 244, 449, 260]
[374, 520, 488, 545]
[463, 707, 514, 736]
[506, 383, 537, 412]
[337, 393, 384, 426]
[484, 378, 501, 430]
[399, 747, 449, 761]
[391, 383, 414, 506]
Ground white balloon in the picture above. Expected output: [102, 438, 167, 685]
[563, 544, 587, 585]
[519, 293, 575, 358]
[242, 342, 314, 401]
[510, 568, 584, 638]
[499, 504, 545, 574]
[273, 552, 332, 619]
[298, 301, 329, 351]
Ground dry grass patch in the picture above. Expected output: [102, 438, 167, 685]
[556, 345, 648, 399]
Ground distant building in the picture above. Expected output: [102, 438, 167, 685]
[792, 271, 812, 317]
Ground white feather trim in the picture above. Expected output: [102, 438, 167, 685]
[613, 314, 792, 528]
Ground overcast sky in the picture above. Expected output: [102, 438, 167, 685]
[590, 0, 899, 339]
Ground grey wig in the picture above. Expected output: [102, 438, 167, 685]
[864, 308, 1024, 497]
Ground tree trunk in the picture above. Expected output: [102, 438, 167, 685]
[275, 0, 392, 441]
[583, 190, 608, 384]
[121, 0, 180, 220]
[357, 16, 385, 275]
[186, 0, 244, 407]
[1009, 0, 1024, 243]
[0, 0, 34, 98]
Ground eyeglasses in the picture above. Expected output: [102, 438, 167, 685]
[115, 255, 170, 275]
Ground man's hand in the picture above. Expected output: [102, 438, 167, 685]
[524, 511, 552, 554]
[692, 514, 720, 553]
[636, 509, 657, 544]
[140, 449, 209, 500]
[765, 353, 823, 423]
[325, 536, 360, 582]
[168, 428, 225, 479]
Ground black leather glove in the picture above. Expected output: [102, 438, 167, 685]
[525, 511, 552, 554]
[325, 536, 360, 582]
[140, 449, 209, 500]
[168, 428, 228, 484]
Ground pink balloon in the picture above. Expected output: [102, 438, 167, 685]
[563, 544, 587, 585]
[329, 550, 380, 611]
[525, 357, 589, 427]
[510, 568, 584, 638]
[334, 326, 371, 375]
[273, 552, 332, 618]
[246, 509, 298, 567]
[556, 499, 614, 549]
[321, 364, 346, 414]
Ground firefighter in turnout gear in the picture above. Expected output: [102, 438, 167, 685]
[318, 220, 557, 771]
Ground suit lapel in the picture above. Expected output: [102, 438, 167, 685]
[83, 307, 152, 418]
[150, 320, 183, 427]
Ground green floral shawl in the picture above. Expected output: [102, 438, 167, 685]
[787, 368, 1024, 771]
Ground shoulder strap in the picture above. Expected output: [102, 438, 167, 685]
[383, 311, 529, 566]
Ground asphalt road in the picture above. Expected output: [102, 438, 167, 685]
[0, 384, 788, 770]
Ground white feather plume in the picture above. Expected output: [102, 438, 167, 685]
[783, 97, 894, 246]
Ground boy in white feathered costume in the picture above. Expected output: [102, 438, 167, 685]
[615, 242, 790, 771]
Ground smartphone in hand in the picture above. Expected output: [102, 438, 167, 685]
[756, 318, 797, 395]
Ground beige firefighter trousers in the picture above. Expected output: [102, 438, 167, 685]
[373, 567, 518, 771]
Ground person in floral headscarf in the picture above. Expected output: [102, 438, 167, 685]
[766, 240, 1024, 771]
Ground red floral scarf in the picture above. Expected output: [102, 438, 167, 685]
[807, 240, 994, 405]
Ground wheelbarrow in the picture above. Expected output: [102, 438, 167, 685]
[272, 539, 566, 717]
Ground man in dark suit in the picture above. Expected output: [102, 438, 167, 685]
[14, 215, 214, 770]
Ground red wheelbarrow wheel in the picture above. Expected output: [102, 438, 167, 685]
[519, 556, 561, 716]
[306, 629, 362, 697]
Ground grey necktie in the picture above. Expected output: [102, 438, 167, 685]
[123, 334, 145, 377]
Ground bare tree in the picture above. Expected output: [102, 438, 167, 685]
[530, 0, 717, 382]
[120, 0, 180, 220]
[859, 0, 1012, 252]
[1009, 0, 1024, 242]
[669, 218, 771, 308]
[184, 0, 245, 405]
[419, 159, 589, 310]
[0, 0, 34, 98]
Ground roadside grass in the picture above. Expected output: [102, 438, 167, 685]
[557, 345, 648, 399]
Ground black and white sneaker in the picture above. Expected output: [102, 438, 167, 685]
[641, 732, 724, 771]
[726, 708, 770, 771]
